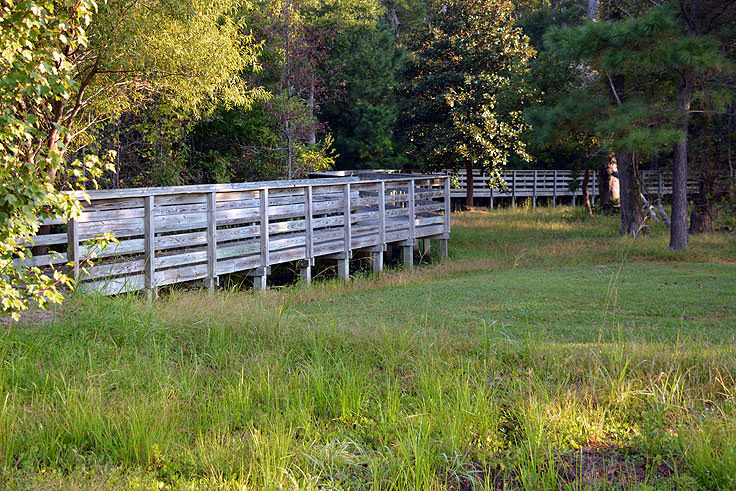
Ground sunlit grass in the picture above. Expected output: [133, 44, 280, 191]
[1, 207, 735, 489]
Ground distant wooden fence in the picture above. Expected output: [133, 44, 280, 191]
[451, 169, 698, 207]
[21, 174, 450, 296]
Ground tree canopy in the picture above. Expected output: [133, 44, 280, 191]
[2, 0, 736, 317]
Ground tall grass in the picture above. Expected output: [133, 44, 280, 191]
[1, 207, 734, 489]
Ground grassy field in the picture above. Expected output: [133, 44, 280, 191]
[1, 207, 735, 490]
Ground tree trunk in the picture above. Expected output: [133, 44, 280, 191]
[384, 1, 401, 38]
[670, 75, 693, 250]
[616, 152, 645, 235]
[308, 74, 316, 145]
[465, 162, 474, 208]
[598, 155, 619, 210]
[582, 166, 593, 216]
[587, 0, 598, 20]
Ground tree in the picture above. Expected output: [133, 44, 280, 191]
[544, 1, 734, 239]
[0, 0, 112, 319]
[398, 0, 534, 207]
[32, 0, 264, 166]
[518, 0, 615, 216]
[664, 0, 736, 249]
[321, 19, 406, 169]
[245, 0, 339, 178]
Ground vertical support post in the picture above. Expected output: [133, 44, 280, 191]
[591, 170, 597, 205]
[206, 191, 217, 294]
[143, 195, 156, 299]
[490, 186, 494, 209]
[443, 176, 451, 237]
[408, 179, 415, 244]
[403, 178, 416, 268]
[337, 256, 349, 282]
[421, 238, 431, 254]
[371, 249, 384, 274]
[304, 185, 313, 262]
[301, 185, 313, 285]
[552, 170, 557, 207]
[370, 180, 386, 275]
[442, 176, 450, 258]
[512, 170, 517, 208]
[401, 245, 414, 267]
[67, 217, 80, 284]
[255, 188, 269, 291]
[253, 275, 267, 291]
[343, 183, 351, 253]
[378, 181, 386, 248]
[299, 261, 312, 285]
[439, 238, 448, 258]
[658, 172, 663, 197]
[533, 170, 537, 207]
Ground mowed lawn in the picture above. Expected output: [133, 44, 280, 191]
[1, 207, 735, 490]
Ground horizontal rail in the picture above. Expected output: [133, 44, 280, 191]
[449, 169, 698, 200]
[22, 173, 452, 295]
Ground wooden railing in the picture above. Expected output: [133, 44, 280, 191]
[451, 169, 698, 206]
[22, 174, 451, 296]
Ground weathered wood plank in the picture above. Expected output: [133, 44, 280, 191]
[82, 273, 145, 295]
[84, 259, 146, 280]
[206, 191, 217, 293]
[143, 195, 155, 296]
[259, 189, 269, 269]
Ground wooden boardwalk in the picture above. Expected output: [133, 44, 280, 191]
[452, 169, 697, 207]
[22, 174, 450, 295]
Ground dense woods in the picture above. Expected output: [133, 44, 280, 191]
[2, 0, 735, 315]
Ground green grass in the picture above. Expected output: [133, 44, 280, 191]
[1, 207, 735, 490]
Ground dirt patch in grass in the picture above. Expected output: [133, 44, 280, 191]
[445, 447, 675, 491]
[555, 446, 674, 488]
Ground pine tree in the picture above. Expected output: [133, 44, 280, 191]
[545, 1, 735, 241]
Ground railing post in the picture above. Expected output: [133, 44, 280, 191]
[408, 179, 416, 243]
[658, 172, 663, 197]
[206, 191, 217, 294]
[378, 181, 386, 248]
[67, 217, 80, 284]
[533, 170, 537, 207]
[343, 183, 352, 252]
[441, 176, 450, 257]
[512, 170, 517, 208]
[338, 182, 351, 282]
[143, 195, 156, 299]
[301, 185, 313, 285]
[591, 170, 597, 205]
[253, 188, 269, 291]
[552, 170, 557, 207]
[402, 178, 416, 268]
[371, 180, 386, 274]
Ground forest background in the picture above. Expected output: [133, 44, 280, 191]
[1, 0, 735, 316]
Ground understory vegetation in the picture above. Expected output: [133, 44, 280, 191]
[1, 208, 735, 489]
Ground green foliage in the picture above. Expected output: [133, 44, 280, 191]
[0, 0, 114, 319]
[514, 0, 598, 170]
[82, 0, 265, 120]
[398, 0, 534, 181]
[542, 1, 735, 157]
[322, 20, 406, 169]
